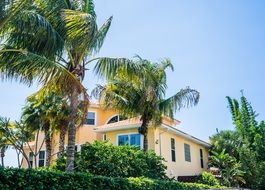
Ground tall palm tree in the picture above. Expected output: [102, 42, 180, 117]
[93, 57, 200, 151]
[0, 0, 138, 172]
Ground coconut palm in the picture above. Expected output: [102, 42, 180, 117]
[0, 0, 139, 172]
[93, 57, 200, 151]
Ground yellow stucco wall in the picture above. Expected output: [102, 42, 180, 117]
[22, 105, 209, 178]
[153, 128, 208, 178]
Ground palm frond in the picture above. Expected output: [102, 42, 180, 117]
[88, 16, 113, 55]
[94, 57, 142, 80]
[62, 9, 96, 54]
[159, 87, 200, 118]
[2, 9, 65, 58]
[0, 0, 30, 29]
[0, 49, 77, 87]
[82, 0, 96, 17]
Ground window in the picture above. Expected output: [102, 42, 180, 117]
[107, 115, 119, 124]
[86, 112, 95, 125]
[171, 138, 176, 162]
[184, 143, 191, 162]
[29, 152, 33, 167]
[38, 151, 45, 167]
[107, 115, 127, 124]
[200, 149, 204, 168]
[103, 134, 107, 141]
[118, 134, 141, 148]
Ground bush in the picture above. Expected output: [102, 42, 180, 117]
[55, 141, 167, 179]
[0, 167, 223, 190]
[198, 171, 220, 186]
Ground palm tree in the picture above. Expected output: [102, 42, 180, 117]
[0, 0, 138, 172]
[93, 57, 200, 151]
[22, 93, 55, 167]
[0, 134, 9, 167]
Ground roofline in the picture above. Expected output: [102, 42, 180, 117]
[94, 124, 140, 133]
[94, 122, 210, 148]
[161, 124, 211, 148]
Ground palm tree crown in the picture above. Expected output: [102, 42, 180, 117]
[93, 56, 200, 151]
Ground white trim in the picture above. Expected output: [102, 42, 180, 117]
[161, 124, 210, 148]
[94, 124, 140, 133]
[116, 132, 143, 149]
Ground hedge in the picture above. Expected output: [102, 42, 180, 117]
[0, 167, 223, 190]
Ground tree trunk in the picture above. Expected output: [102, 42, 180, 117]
[139, 119, 149, 152]
[43, 123, 52, 167]
[0, 147, 4, 167]
[58, 125, 67, 158]
[66, 88, 79, 172]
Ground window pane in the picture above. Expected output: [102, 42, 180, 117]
[107, 116, 119, 124]
[38, 160, 45, 167]
[88, 112, 95, 119]
[118, 135, 129, 145]
[200, 149, 204, 168]
[171, 138, 176, 162]
[38, 151, 45, 167]
[29, 152, 33, 161]
[86, 112, 95, 125]
[184, 144, 191, 162]
[39, 151, 45, 159]
[130, 134, 141, 147]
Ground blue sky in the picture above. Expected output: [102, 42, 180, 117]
[2, 0, 265, 166]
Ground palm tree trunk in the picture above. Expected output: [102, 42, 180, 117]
[0, 147, 4, 167]
[139, 118, 149, 152]
[43, 123, 52, 167]
[66, 88, 79, 172]
[58, 125, 67, 158]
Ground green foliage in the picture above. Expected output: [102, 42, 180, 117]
[0, 167, 223, 190]
[210, 93, 265, 189]
[93, 56, 199, 151]
[55, 141, 167, 179]
[198, 171, 220, 186]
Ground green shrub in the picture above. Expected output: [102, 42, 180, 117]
[0, 167, 224, 190]
[55, 141, 167, 179]
[198, 171, 220, 186]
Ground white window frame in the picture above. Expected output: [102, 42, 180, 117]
[170, 138, 176, 162]
[184, 143, 191, 162]
[38, 150, 46, 167]
[86, 111, 97, 126]
[116, 133, 143, 149]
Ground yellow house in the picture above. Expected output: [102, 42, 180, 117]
[22, 103, 210, 178]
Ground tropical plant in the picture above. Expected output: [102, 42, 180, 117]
[210, 130, 240, 159]
[55, 141, 168, 179]
[209, 150, 245, 187]
[210, 93, 265, 189]
[0, 117, 36, 168]
[0, 0, 139, 172]
[93, 57, 199, 151]
[198, 171, 220, 187]
[0, 133, 9, 167]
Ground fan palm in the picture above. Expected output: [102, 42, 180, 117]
[22, 92, 57, 167]
[0, 0, 139, 171]
[93, 57, 200, 151]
